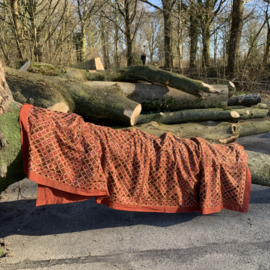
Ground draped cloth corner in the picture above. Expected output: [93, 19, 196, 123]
[19, 104, 251, 215]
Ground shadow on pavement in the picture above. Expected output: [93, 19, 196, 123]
[0, 197, 200, 238]
[1, 184, 269, 239]
[0, 132, 269, 239]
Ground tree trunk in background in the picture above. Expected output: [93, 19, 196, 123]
[80, 24, 86, 62]
[124, 0, 133, 66]
[114, 1, 120, 68]
[214, 30, 217, 66]
[59, 3, 70, 65]
[202, 22, 211, 67]
[10, 0, 26, 65]
[0, 61, 24, 193]
[263, 21, 270, 65]
[177, 0, 183, 72]
[163, 7, 173, 68]
[100, 17, 111, 69]
[227, 0, 244, 79]
[189, 1, 199, 68]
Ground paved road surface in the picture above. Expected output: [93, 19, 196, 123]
[0, 133, 269, 270]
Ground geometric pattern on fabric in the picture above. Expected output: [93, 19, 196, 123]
[20, 105, 251, 214]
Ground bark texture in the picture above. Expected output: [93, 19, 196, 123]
[0, 61, 24, 192]
[87, 65, 222, 97]
[5, 68, 141, 126]
[226, 0, 245, 79]
[228, 94, 261, 106]
[24, 63, 224, 98]
[124, 120, 270, 144]
[137, 107, 269, 125]
[85, 81, 229, 110]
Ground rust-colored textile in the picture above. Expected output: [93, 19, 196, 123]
[20, 104, 251, 214]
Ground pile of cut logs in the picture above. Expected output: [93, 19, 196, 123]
[0, 60, 270, 191]
[9, 60, 269, 145]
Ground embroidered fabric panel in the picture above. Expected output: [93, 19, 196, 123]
[26, 107, 248, 211]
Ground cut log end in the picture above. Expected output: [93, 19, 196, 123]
[202, 82, 221, 93]
[47, 102, 69, 113]
[230, 111, 240, 118]
[128, 104, 142, 126]
[229, 81, 235, 88]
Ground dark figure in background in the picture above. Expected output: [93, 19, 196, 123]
[141, 53, 146, 65]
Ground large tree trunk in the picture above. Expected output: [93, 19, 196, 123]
[226, 0, 244, 79]
[1, 61, 270, 192]
[23, 62, 235, 99]
[202, 22, 211, 67]
[189, 1, 199, 68]
[100, 16, 110, 69]
[125, 120, 270, 144]
[24, 62, 224, 97]
[136, 107, 269, 125]
[85, 81, 229, 109]
[80, 24, 86, 63]
[0, 61, 25, 192]
[263, 21, 270, 65]
[163, 8, 173, 68]
[5, 68, 141, 126]
[87, 66, 222, 97]
[228, 94, 261, 106]
[10, 0, 26, 65]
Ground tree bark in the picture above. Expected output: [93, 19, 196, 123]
[10, 0, 26, 65]
[202, 22, 211, 67]
[5, 68, 141, 126]
[0, 61, 24, 192]
[189, 1, 199, 68]
[163, 7, 173, 68]
[24, 63, 224, 98]
[226, 0, 245, 79]
[228, 94, 261, 106]
[100, 16, 110, 69]
[177, 0, 183, 72]
[124, 0, 133, 67]
[80, 24, 86, 62]
[263, 20, 270, 65]
[87, 65, 222, 97]
[125, 120, 270, 144]
[85, 81, 229, 109]
[136, 107, 269, 125]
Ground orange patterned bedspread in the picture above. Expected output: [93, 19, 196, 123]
[20, 104, 251, 214]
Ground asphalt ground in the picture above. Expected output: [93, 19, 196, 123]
[0, 133, 270, 270]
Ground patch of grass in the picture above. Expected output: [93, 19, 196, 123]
[0, 247, 6, 258]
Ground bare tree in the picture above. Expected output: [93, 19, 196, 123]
[196, 0, 226, 67]
[103, 0, 145, 66]
[263, 1, 270, 65]
[139, 0, 177, 68]
[188, 0, 199, 67]
[75, 0, 101, 62]
[227, 0, 245, 79]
